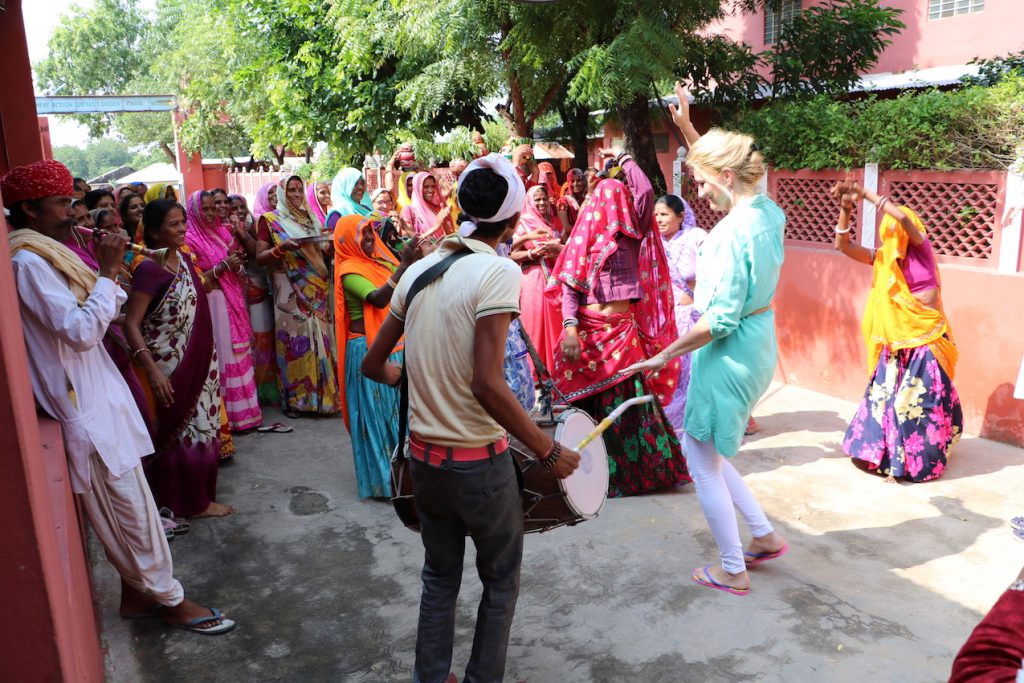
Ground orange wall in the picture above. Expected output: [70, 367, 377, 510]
[775, 246, 1024, 446]
[202, 163, 229, 193]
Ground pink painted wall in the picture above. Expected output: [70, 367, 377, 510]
[774, 246, 1024, 446]
[708, 0, 1023, 75]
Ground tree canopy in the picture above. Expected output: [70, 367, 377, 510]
[36, 0, 905, 188]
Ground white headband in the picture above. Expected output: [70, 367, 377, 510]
[457, 154, 525, 236]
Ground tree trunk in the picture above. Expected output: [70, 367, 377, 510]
[617, 93, 666, 194]
[159, 142, 176, 164]
[558, 99, 591, 171]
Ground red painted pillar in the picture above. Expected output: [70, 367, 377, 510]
[0, 0, 44, 174]
[38, 117, 54, 160]
[174, 110, 205, 197]
[0, 2, 105, 680]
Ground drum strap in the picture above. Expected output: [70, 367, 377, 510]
[395, 248, 473, 462]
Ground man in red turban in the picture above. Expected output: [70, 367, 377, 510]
[4, 159, 236, 635]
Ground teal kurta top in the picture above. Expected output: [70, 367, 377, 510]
[684, 194, 785, 457]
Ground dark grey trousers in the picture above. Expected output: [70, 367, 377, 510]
[410, 452, 524, 683]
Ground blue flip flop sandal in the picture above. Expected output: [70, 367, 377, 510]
[176, 608, 236, 635]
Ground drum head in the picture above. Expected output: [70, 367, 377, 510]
[555, 409, 609, 518]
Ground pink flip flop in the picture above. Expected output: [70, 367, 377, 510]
[744, 543, 789, 568]
[691, 566, 750, 596]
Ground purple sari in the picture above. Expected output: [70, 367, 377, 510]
[661, 201, 706, 435]
[133, 256, 222, 516]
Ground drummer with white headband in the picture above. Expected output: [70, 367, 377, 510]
[362, 153, 580, 683]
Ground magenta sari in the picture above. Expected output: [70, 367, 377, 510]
[184, 191, 262, 430]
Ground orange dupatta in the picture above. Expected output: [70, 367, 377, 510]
[861, 207, 958, 379]
[333, 213, 403, 430]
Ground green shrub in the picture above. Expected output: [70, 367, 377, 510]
[728, 75, 1024, 170]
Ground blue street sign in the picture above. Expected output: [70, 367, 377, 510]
[35, 95, 177, 115]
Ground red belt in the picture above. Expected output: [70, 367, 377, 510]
[409, 433, 509, 466]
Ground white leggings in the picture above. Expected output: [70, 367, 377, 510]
[684, 432, 774, 574]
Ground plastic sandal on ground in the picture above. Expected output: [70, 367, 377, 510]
[175, 608, 236, 635]
[691, 566, 750, 596]
[744, 543, 789, 568]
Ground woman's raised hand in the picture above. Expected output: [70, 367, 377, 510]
[669, 81, 692, 130]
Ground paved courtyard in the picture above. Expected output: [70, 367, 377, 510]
[95, 382, 1024, 683]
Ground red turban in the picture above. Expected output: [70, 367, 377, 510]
[1, 160, 75, 209]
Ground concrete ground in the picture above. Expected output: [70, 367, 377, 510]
[95, 382, 1024, 683]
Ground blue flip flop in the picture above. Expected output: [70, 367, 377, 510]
[176, 608, 236, 635]
[691, 566, 750, 596]
[744, 543, 789, 568]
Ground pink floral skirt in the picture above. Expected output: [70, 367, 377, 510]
[843, 343, 962, 482]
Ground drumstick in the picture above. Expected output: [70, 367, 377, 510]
[573, 395, 654, 451]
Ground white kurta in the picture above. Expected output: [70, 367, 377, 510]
[12, 250, 154, 493]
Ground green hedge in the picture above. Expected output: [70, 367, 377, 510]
[728, 74, 1024, 171]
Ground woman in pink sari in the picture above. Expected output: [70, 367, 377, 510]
[184, 190, 262, 431]
[547, 177, 690, 497]
[306, 179, 331, 226]
[399, 172, 454, 246]
[510, 184, 564, 378]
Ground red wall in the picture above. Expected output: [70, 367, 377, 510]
[201, 163, 229, 193]
[0, 3, 105, 679]
[775, 246, 1024, 446]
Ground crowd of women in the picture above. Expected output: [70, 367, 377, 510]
[66, 82, 966, 591]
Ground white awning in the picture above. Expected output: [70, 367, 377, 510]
[114, 163, 182, 185]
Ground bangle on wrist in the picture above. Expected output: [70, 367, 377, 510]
[834, 224, 852, 235]
[385, 276, 398, 289]
[540, 440, 561, 471]
[562, 317, 579, 329]
[131, 348, 152, 363]
[874, 195, 889, 212]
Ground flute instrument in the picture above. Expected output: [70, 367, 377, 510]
[574, 395, 654, 451]
[74, 226, 171, 267]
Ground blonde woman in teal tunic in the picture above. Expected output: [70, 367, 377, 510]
[626, 127, 788, 597]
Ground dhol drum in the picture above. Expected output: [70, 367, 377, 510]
[390, 408, 609, 534]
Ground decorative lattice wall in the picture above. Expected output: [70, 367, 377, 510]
[770, 170, 859, 244]
[881, 171, 1002, 260]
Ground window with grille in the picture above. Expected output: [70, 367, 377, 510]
[764, 0, 801, 45]
[928, 0, 984, 19]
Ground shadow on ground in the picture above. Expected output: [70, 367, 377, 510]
[94, 385, 1024, 683]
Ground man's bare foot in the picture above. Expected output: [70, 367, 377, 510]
[160, 598, 226, 630]
[704, 564, 751, 591]
[192, 501, 237, 518]
[883, 474, 899, 484]
[119, 580, 160, 618]
[747, 531, 787, 557]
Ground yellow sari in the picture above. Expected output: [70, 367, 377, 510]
[861, 208, 957, 379]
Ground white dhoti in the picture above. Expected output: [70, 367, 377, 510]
[78, 452, 184, 607]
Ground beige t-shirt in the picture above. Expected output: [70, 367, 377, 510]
[391, 235, 522, 448]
